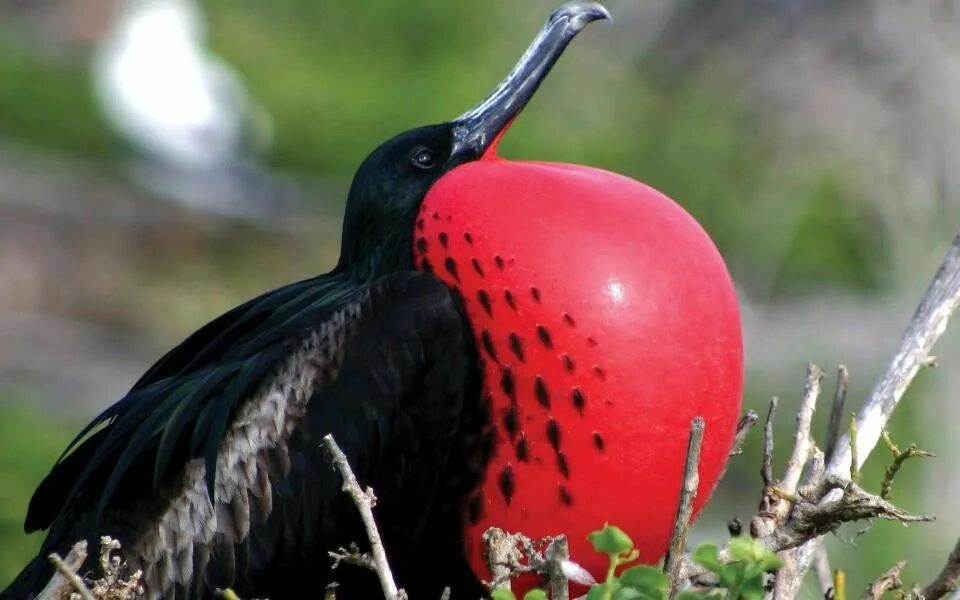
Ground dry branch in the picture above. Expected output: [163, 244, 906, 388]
[762, 397, 778, 488]
[665, 417, 705, 597]
[730, 411, 759, 458]
[42, 542, 95, 600]
[860, 561, 906, 600]
[482, 527, 578, 598]
[824, 366, 849, 464]
[786, 232, 960, 595]
[921, 538, 960, 600]
[322, 434, 406, 600]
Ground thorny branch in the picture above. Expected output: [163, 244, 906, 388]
[322, 434, 407, 600]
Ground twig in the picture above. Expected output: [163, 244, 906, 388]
[665, 417, 705, 597]
[781, 364, 823, 497]
[329, 544, 378, 572]
[37, 541, 90, 600]
[849, 417, 860, 483]
[730, 411, 759, 457]
[484, 528, 524, 590]
[545, 535, 571, 600]
[879, 430, 934, 500]
[762, 397, 778, 487]
[48, 547, 96, 600]
[859, 560, 907, 600]
[789, 232, 960, 594]
[764, 476, 934, 552]
[824, 366, 849, 464]
[921, 538, 960, 600]
[322, 434, 406, 600]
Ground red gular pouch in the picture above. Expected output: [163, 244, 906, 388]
[414, 157, 743, 593]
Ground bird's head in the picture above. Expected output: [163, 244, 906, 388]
[337, 1, 611, 276]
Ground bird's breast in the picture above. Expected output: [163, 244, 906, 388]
[414, 159, 743, 587]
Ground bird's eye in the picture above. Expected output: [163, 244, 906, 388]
[410, 146, 436, 170]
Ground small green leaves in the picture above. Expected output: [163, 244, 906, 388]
[490, 524, 783, 600]
[490, 589, 548, 600]
[693, 544, 724, 574]
[589, 524, 634, 556]
[619, 566, 669, 595]
[728, 538, 782, 573]
[693, 538, 781, 600]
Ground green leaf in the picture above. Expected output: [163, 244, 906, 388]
[738, 574, 766, 600]
[612, 587, 646, 600]
[728, 538, 763, 564]
[587, 583, 617, 600]
[491, 590, 518, 600]
[676, 592, 714, 600]
[523, 590, 548, 600]
[588, 524, 634, 556]
[619, 565, 669, 596]
[692, 544, 724, 574]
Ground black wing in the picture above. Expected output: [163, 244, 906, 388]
[3, 271, 488, 600]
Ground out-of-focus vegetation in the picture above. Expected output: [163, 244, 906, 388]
[0, 394, 75, 581]
[0, 1, 891, 296]
[0, 0, 950, 594]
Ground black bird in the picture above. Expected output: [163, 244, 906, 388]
[0, 3, 609, 599]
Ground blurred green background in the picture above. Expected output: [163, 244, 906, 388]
[1, 0, 958, 596]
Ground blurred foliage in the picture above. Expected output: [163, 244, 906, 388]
[0, 1, 893, 296]
[0, 396, 75, 585]
[0, 35, 114, 157]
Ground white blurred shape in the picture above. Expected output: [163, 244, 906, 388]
[94, 0, 267, 170]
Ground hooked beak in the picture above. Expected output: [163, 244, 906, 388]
[450, 1, 610, 161]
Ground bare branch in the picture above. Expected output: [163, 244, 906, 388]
[329, 544, 377, 572]
[766, 476, 933, 552]
[789, 232, 960, 591]
[545, 535, 571, 600]
[762, 397, 778, 487]
[730, 410, 760, 458]
[483, 528, 525, 591]
[37, 541, 90, 600]
[879, 430, 935, 500]
[47, 547, 96, 600]
[665, 417, 705, 597]
[824, 366, 849, 464]
[849, 417, 860, 483]
[782, 364, 823, 497]
[921, 538, 960, 600]
[859, 561, 907, 600]
[322, 434, 406, 600]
